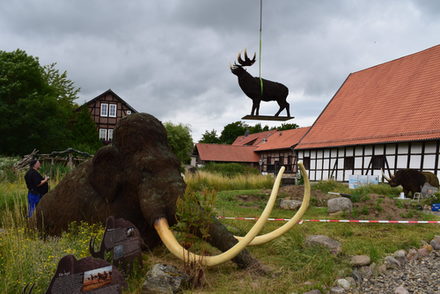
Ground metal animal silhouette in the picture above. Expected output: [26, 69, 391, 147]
[230, 50, 290, 117]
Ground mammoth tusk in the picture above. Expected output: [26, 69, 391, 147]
[153, 167, 286, 266]
[381, 169, 391, 182]
[234, 161, 310, 246]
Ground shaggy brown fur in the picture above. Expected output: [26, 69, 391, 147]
[36, 113, 185, 248]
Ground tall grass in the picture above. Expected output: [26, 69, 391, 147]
[185, 170, 274, 191]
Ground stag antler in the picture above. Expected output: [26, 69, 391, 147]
[237, 49, 256, 67]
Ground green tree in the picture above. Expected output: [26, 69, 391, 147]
[0, 49, 99, 155]
[164, 122, 193, 164]
[199, 129, 221, 144]
[68, 106, 102, 153]
[275, 123, 299, 131]
[219, 121, 249, 144]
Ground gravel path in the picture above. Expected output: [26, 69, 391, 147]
[351, 251, 440, 294]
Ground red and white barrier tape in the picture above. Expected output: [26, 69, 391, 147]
[217, 216, 440, 224]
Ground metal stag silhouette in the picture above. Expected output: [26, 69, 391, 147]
[230, 50, 290, 117]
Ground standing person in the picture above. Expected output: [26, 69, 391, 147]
[24, 159, 49, 217]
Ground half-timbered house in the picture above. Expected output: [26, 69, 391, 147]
[295, 45, 440, 182]
[255, 127, 309, 174]
[84, 89, 137, 143]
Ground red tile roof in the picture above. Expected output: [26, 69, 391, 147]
[232, 130, 277, 146]
[255, 127, 310, 151]
[296, 45, 440, 150]
[195, 143, 260, 163]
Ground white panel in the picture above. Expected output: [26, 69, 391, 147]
[397, 155, 407, 168]
[338, 160, 344, 169]
[375, 145, 384, 155]
[355, 157, 363, 168]
[323, 160, 329, 169]
[398, 143, 409, 154]
[364, 156, 372, 167]
[424, 155, 436, 169]
[410, 155, 421, 169]
[364, 146, 373, 155]
[336, 171, 344, 181]
[317, 150, 323, 158]
[338, 148, 344, 156]
[346, 147, 354, 156]
[386, 144, 396, 154]
[386, 156, 395, 168]
[438, 159, 440, 169]
[411, 143, 422, 153]
[322, 173, 329, 180]
[353, 169, 362, 175]
[324, 150, 330, 157]
[330, 158, 337, 169]
[309, 171, 315, 180]
[317, 159, 323, 169]
[311, 152, 316, 159]
[355, 147, 363, 156]
[425, 142, 437, 153]
[311, 159, 316, 169]
[331, 149, 337, 157]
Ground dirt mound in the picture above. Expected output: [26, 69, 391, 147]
[277, 185, 336, 207]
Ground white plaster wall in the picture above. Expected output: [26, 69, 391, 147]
[386, 156, 395, 168]
[346, 147, 354, 156]
[375, 145, 384, 155]
[397, 155, 407, 168]
[409, 155, 421, 169]
[425, 143, 437, 153]
[364, 146, 373, 155]
[411, 143, 422, 153]
[424, 155, 436, 169]
[355, 157, 363, 168]
[355, 147, 363, 156]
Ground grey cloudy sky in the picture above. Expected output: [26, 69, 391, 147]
[1, 0, 439, 141]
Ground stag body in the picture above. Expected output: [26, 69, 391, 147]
[231, 50, 290, 117]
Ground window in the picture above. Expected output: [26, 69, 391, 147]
[303, 157, 311, 170]
[344, 156, 355, 170]
[107, 129, 114, 141]
[109, 104, 117, 117]
[100, 103, 108, 117]
[99, 129, 107, 140]
[126, 110, 132, 115]
[372, 155, 385, 169]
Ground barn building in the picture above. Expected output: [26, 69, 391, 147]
[83, 89, 137, 143]
[295, 45, 440, 182]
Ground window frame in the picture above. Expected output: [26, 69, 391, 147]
[100, 103, 108, 117]
[99, 128, 107, 140]
[107, 129, 114, 141]
[109, 104, 117, 118]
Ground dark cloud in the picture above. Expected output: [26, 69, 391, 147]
[1, 0, 439, 141]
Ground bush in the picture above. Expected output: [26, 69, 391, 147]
[199, 163, 260, 177]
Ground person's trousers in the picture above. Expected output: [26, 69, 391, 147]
[27, 192, 41, 217]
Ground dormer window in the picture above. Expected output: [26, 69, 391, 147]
[100, 103, 108, 117]
[109, 104, 117, 117]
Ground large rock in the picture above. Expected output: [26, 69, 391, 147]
[430, 235, 440, 250]
[327, 197, 352, 213]
[142, 264, 188, 294]
[280, 199, 302, 210]
[350, 255, 371, 267]
[305, 235, 342, 255]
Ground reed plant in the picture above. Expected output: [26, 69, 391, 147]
[185, 170, 274, 192]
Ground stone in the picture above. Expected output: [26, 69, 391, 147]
[305, 235, 342, 255]
[417, 247, 431, 257]
[393, 249, 407, 265]
[336, 278, 351, 290]
[327, 197, 353, 213]
[430, 236, 440, 250]
[345, 276, 356, 287]
[303, 290, 322, 294]
[350, 255, 371, 267]
[384, 256, 401, 269]
[376, 264, 387, 275]
[406, 249, 419, 261]
[330, 286, 345, 294]
[280, 199, 302, 210]
[142, 264, 188, 294]
[394, 285, 409, 294]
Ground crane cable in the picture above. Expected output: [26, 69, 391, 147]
[259, 0, 263, 97]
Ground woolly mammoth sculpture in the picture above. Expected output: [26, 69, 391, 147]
[230, 50, 290, 117]
[382, 169, 440, 197]
[36, 113, 310, 267]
